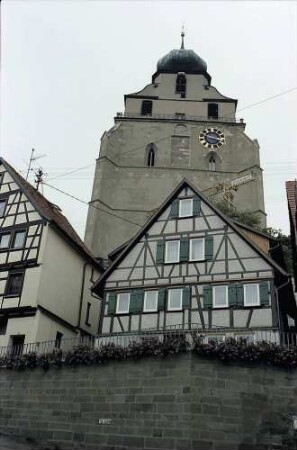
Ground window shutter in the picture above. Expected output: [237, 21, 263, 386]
[260, 281, 270, 306]
[236, 284, 244, 307]
[170, 199, 179, 218]
[205, 236, 214, 261]
[107, 292, 117, 315]
[158, 289, 166, 311]
[228, 285, 237, 307]
[203, 286, 213, 308]
[156, 241, 165, 264]
[182, 287, 191, 309]
[130, 290, 143, 314]
[193, 196, 201, 216]
[180, 238, 189, 262]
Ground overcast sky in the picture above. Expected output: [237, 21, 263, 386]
[1, 0, 296, 239]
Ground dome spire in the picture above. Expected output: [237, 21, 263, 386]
[181, 25, 185, 49]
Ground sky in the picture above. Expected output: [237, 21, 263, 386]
[1, 0, 297, 238]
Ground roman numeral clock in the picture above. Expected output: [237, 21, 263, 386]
[199, 128, 226, 149]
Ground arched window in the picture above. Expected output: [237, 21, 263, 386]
[147, 145, 155, 167]
[141, 100, 153, 116]
[176, 73, 186, 95]
[208, 103, 218, 119]
[209, 155, 216, 171]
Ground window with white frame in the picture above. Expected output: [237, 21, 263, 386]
[116, 292, 130, 314]
[144, 291, 158, 312]
[190, 238, 204, 261]
[165, 240, 180, 263]
[168, 288, 183, 311]
[244, 284, 260, 307]
[213, 285, 228, 308]
[179, 198, 193, 217]
[0, 233, 11, 249]
[12, 231, 26, 249]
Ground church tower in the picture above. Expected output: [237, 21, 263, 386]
[85, 34, 266, 258]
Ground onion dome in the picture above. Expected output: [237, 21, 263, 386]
[157, 31, 207, 74]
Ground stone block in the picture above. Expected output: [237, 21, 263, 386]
[145, 437, 176, 449]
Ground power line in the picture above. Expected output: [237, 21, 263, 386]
[43, 182, 143, 228]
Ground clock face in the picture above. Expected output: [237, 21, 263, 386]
[199, 128, 226, 149]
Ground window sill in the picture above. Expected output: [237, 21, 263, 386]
[3, 294, 20, 298]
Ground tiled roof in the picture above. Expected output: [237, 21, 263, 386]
[0, 158, 103, 271]
[286, 180, 297, 231]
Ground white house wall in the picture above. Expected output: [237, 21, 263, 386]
[37, 227, 100, 336]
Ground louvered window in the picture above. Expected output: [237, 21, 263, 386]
[141, 100, 153, 116]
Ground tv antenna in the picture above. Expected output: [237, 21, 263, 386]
[26, 148, 47, 180]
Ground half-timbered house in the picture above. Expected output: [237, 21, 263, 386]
[94, 179, 296, 338]
[0, 158, 103, 350]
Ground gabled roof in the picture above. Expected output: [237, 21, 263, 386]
[0, 158, 103, 271]
[93, 178, 287, 292]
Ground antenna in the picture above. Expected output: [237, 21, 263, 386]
[34, 168, 45, 191]
[26, 148, 47, 180]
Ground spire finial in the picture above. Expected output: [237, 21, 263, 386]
[181, 25, 185, 49]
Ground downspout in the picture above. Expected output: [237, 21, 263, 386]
[77, 261, 89, 333]
[275, 278, 290, 332]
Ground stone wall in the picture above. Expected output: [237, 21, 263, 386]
[0, 354, 297, 450]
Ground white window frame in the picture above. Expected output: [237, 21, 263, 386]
[167, 288, 183, 311]
[116, 292, 130, 314]
[143, 290, 158, 312]
[244, 283, 260, 307]
[165, 240, 180, 263]
[179, 198, 193, 218]
[213, 285, 228, 308]
[189, 238, 205, 261]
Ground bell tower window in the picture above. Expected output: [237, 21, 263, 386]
[141, 100, 153, 116]
[176, 73, 186, 96]
[146, 144, 156, 167]
[208, 103, 218, 119]
[209, 155, 216, 171]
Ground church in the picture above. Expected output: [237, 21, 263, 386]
[85, 33, 266, 260]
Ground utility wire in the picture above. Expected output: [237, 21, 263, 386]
[43, 182, 143, 228]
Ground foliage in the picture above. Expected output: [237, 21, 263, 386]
[211, 199, 293, 274]
[2, 335, 297, 371]
[193, 336, 297, 368]
[209, 198, 261, 228]
[261, 227, 293, 273]
[0, 335, 190, 372]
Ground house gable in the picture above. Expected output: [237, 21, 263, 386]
[96, 179, 286, 335]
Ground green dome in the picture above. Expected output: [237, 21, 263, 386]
[157, 48, 207, 73]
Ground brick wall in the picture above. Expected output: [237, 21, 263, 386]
[0, 354, 297, 450]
